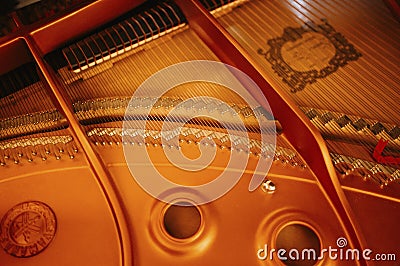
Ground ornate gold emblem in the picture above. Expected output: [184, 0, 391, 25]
[258, 19, 362, 92]
[0, 201, 56, 258]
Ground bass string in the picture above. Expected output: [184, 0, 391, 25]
[212, 0, 396, 179]
[56, 12, 276, 149]
[218, 0, 399, 122]
[214, 0, 398, 155]
[282, 0, 400, 136]
[0, 64, 65, 136]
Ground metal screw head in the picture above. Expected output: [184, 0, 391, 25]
[261, 180, 276, 194]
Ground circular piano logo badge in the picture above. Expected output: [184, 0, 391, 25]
[0, 201, 56, 258]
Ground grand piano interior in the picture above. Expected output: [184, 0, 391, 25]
[0, 0, 399, 265]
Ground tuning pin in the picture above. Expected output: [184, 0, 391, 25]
[25, 149, 34, 161]
[53, 147, 61, 159]
[111, 135, 120, 144]
[292, 155, 305, 167]
[278, 154, 288, 164]
[72, 145, 78, 153]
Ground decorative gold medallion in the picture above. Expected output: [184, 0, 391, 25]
[258, 19, 362, 92]
[0, 201, 56, 258]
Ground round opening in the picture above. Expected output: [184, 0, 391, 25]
[276, 224, 321, 266]
[163, 202, 202, 239]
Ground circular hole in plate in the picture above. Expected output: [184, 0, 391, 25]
[276, 224, 321, 266]
[163, 201, 202, 239]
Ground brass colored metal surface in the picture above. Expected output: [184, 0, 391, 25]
[0, 0, 399, 265]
